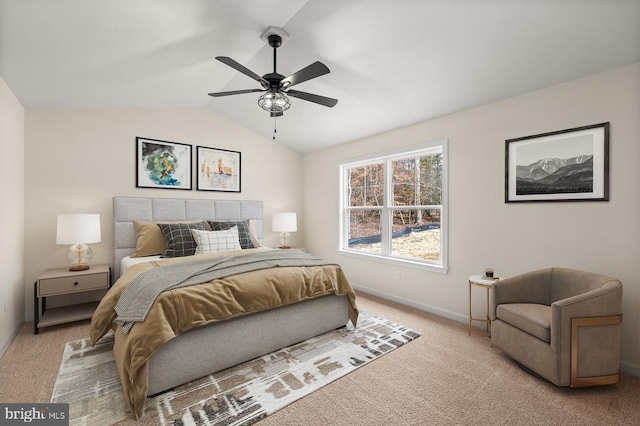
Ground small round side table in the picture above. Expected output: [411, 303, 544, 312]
[468, 274, 499, 336]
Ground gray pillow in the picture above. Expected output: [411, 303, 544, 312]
[207, 220, 255, 249]
[158, 222, 206, 257]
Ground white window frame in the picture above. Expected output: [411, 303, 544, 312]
[338, 139, 448, 274]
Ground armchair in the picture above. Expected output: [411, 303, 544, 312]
[489, 268, 622, 387]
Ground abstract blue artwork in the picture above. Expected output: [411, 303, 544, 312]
[136, 137, 192, 190]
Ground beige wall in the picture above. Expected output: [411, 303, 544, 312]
[0, 75, 25, 354]
[24, 108, 303, 320]
[13, 64, 640, 374]
[303, 63, 640, 373]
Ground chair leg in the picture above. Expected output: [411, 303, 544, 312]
[570, 314, 622, 387]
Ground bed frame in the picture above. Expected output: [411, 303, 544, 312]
[113, 196, 350, 395]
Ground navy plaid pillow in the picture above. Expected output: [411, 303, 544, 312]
[158, 222, 206, 257]
[207, 220, 255, 249]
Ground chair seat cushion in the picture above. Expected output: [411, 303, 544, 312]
[496, 303, 551, 343]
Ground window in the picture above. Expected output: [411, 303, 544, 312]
[339, 140, 448, 272]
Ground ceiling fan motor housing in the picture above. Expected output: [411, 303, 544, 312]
[267, 34, 282, 48]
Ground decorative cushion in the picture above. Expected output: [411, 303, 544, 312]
[247, 220, 262, 248]
[132, 220, 206, 257]
[190, 227, 241, 254]
[158, 222, 206, 258]
[207, 220, 256, 249]
[496, 303, 551, 342]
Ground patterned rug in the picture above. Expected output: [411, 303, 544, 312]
[51, 312, 420, 425]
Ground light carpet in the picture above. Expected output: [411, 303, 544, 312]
[50, 312, 420, 425]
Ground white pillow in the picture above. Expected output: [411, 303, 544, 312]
[190, 227, 241, 254]
[248, 219, 262, 247]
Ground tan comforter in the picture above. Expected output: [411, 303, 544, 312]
[90, 247, 358, 419]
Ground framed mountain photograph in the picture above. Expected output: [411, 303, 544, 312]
[505, 123, 609, 203]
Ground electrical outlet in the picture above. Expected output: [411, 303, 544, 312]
[394, 271, 401, 280]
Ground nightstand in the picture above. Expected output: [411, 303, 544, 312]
[34, 264, 110, 334]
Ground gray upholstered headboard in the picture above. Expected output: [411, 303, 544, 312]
[113, 196, 263, 279]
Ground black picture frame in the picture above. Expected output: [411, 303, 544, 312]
[196, 146, 241, 192]
[136, 137, 192, 190]
[505, 123, 609, 203]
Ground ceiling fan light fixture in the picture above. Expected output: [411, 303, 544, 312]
[258, 90, 291, 114]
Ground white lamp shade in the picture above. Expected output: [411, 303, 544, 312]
[272, 212, 297, 233]
[56, 214, 101, 244]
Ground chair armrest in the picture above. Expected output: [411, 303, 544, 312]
[550, 280, 622, 354]
[489, 268, 552, 320]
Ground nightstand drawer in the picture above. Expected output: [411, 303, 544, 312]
[39, 272, 109, 296]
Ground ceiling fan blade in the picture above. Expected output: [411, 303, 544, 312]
[281, 61, 330, 89]
[208, 89, 265, 97]
[215, 56, 269, 89]
[286, 89, 338, 108]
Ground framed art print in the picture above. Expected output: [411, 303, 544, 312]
[505, 122, 609, 203]
[136, 137, 192, 190]
[197, 146, 241, 192]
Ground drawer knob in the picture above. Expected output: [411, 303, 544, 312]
[74, 281, 79, 286]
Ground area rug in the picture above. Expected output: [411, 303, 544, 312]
[51, 312, 420, 425]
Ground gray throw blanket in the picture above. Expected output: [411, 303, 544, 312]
[114, 250, 334, 334]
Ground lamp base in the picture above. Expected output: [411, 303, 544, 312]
[69, 264, 90, 272]
[278, 232, 291, 249]
[67, 243, 92, 272]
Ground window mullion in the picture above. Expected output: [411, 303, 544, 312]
[380, 159, 392, 255]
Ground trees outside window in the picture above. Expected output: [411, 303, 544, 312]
[340, 141, 447, 271]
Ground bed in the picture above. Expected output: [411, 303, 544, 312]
[90, 196, 358, 419]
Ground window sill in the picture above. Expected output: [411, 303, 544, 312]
[338, 249, 448, 274]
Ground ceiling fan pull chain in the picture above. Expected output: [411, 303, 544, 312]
[273, 118, 277, 140]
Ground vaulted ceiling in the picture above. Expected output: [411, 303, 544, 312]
[1, 0, 639, 152]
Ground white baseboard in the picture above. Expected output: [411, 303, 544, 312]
[352, 283, 640, 378]
[351, 283, 469, 325]
[0, 323, 23, 358]
[620, 360, 640, 377]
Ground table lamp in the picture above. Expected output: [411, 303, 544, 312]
[56, 213, 101, 271]
[272, 212, 297, 249]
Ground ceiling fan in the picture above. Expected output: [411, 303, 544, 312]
[208, 32, 338, 118]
